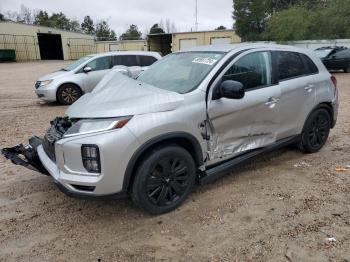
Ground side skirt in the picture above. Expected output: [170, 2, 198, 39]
[199, 135, 301, 185]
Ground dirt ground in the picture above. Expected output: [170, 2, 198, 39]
[0, 61, 349, 262]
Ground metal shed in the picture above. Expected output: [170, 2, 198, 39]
[148, 29, 241, 55]
[96, 40, 148, 53]
[172, 29, 241, 52]
[0, 21, 95, 61]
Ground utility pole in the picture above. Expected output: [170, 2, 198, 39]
[195, 0, 199, 31]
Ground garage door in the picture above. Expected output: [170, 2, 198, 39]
[37, 33, 64, 60]
[211, 37, 231, 45]
[180, 39, 197, 50]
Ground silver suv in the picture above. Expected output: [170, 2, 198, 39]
[35, 51, 162, 105]
[2, 44, 338, 214]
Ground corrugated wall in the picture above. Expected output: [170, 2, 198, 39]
[0, 22, 95, 61]
[96, 40, 148, 53]
[0, 34, 39, 60]
[172, 30, 241, 52]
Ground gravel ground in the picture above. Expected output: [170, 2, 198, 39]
[0, 61, 349, 262]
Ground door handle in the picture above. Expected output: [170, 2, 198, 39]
[304, 84, 314, 93]
[265, 97, 280, 106]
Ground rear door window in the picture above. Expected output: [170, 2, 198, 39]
[223, 51, 272, 90]
[114, 55, 139, 67]
[140, 56, 158, 67]
[277, 51, 309, 81]
[86, 56, 112, 71]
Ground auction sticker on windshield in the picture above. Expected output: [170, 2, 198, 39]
[192, 57, 217, 66]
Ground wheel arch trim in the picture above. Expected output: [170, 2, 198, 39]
[303, 102, 335, 131]
[122, 132, 204, 192]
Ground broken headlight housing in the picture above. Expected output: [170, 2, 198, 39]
[63, 117, 132, 138]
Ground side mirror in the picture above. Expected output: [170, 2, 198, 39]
[83, 66, 92, 73]
[216, 80, 245, 100]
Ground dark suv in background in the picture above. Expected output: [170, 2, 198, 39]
[315, 46, 350, 73]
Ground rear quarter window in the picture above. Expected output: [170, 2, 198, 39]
[301, 54, 319, 74]
[277, 51, 311, 81]
[114, 55, 139, 67]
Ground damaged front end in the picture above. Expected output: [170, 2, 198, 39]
[1, 136, 48, 174]
[1, 117, 73, 175]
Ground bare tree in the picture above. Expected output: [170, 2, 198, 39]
[165, 18, 171, 33]
[171, 21, 177, 33]
[20, 4, 34, 24]
[159, 19, 165, 31]
[5, 5, 34, 24]
[5, 10, 21, 22]
[163, 18, 177, 33]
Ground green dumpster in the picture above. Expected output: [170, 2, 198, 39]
[0, 49, 16, 62]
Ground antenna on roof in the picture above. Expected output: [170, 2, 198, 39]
[195, 0, 199, 31]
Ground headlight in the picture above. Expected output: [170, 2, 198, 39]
[63, 117, 132, 138]
[40, 80, 53, 87]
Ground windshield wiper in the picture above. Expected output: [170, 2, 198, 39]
[61, 68, 68, 71]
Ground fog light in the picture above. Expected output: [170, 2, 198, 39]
[81, 145, 101, 173]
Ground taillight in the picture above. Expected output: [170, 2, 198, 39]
[331, 76, 337, 88]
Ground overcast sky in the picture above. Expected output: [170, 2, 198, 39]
[0, 0, 233, 36]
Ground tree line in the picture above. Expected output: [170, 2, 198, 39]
[233, 0, 350, 41]
[0, 5, 174, 40]
[1, 4, 230, 41]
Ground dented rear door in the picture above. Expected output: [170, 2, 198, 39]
[206, 50, 281, 164]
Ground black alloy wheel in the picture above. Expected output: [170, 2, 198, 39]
[300, 108, 331, 153]
[131, 145, 196, 214]
[146, 157, 190, 206]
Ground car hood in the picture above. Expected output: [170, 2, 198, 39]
[65, 72, 184, 118]
[38, 70, 71, 81]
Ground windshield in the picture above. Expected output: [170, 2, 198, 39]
[314, 49, 333, 59]
[63, 56, 93, 71]
[137, 52, 225, 94]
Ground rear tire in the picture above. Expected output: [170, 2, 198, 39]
[344, 65, 350, 73]
[131, 145, 196, 215]
[57, 84, 82, 105]
[300, 108, 331, 153]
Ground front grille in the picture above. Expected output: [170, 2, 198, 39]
[42, 117, 74, 163]
[35, 81, 41, 89]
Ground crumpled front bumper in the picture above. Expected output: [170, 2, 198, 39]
[1, 136, 128, 199]
[1, 136, 49, 175]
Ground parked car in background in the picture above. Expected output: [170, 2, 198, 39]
[2, 44, 338, 214]
[315, 46, 350, 73]
[35, 51, 162, 105]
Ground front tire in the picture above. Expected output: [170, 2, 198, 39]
[131, 145, 196, 215]
[300, 108, 331, 153]
[57, 84, 82, 105]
